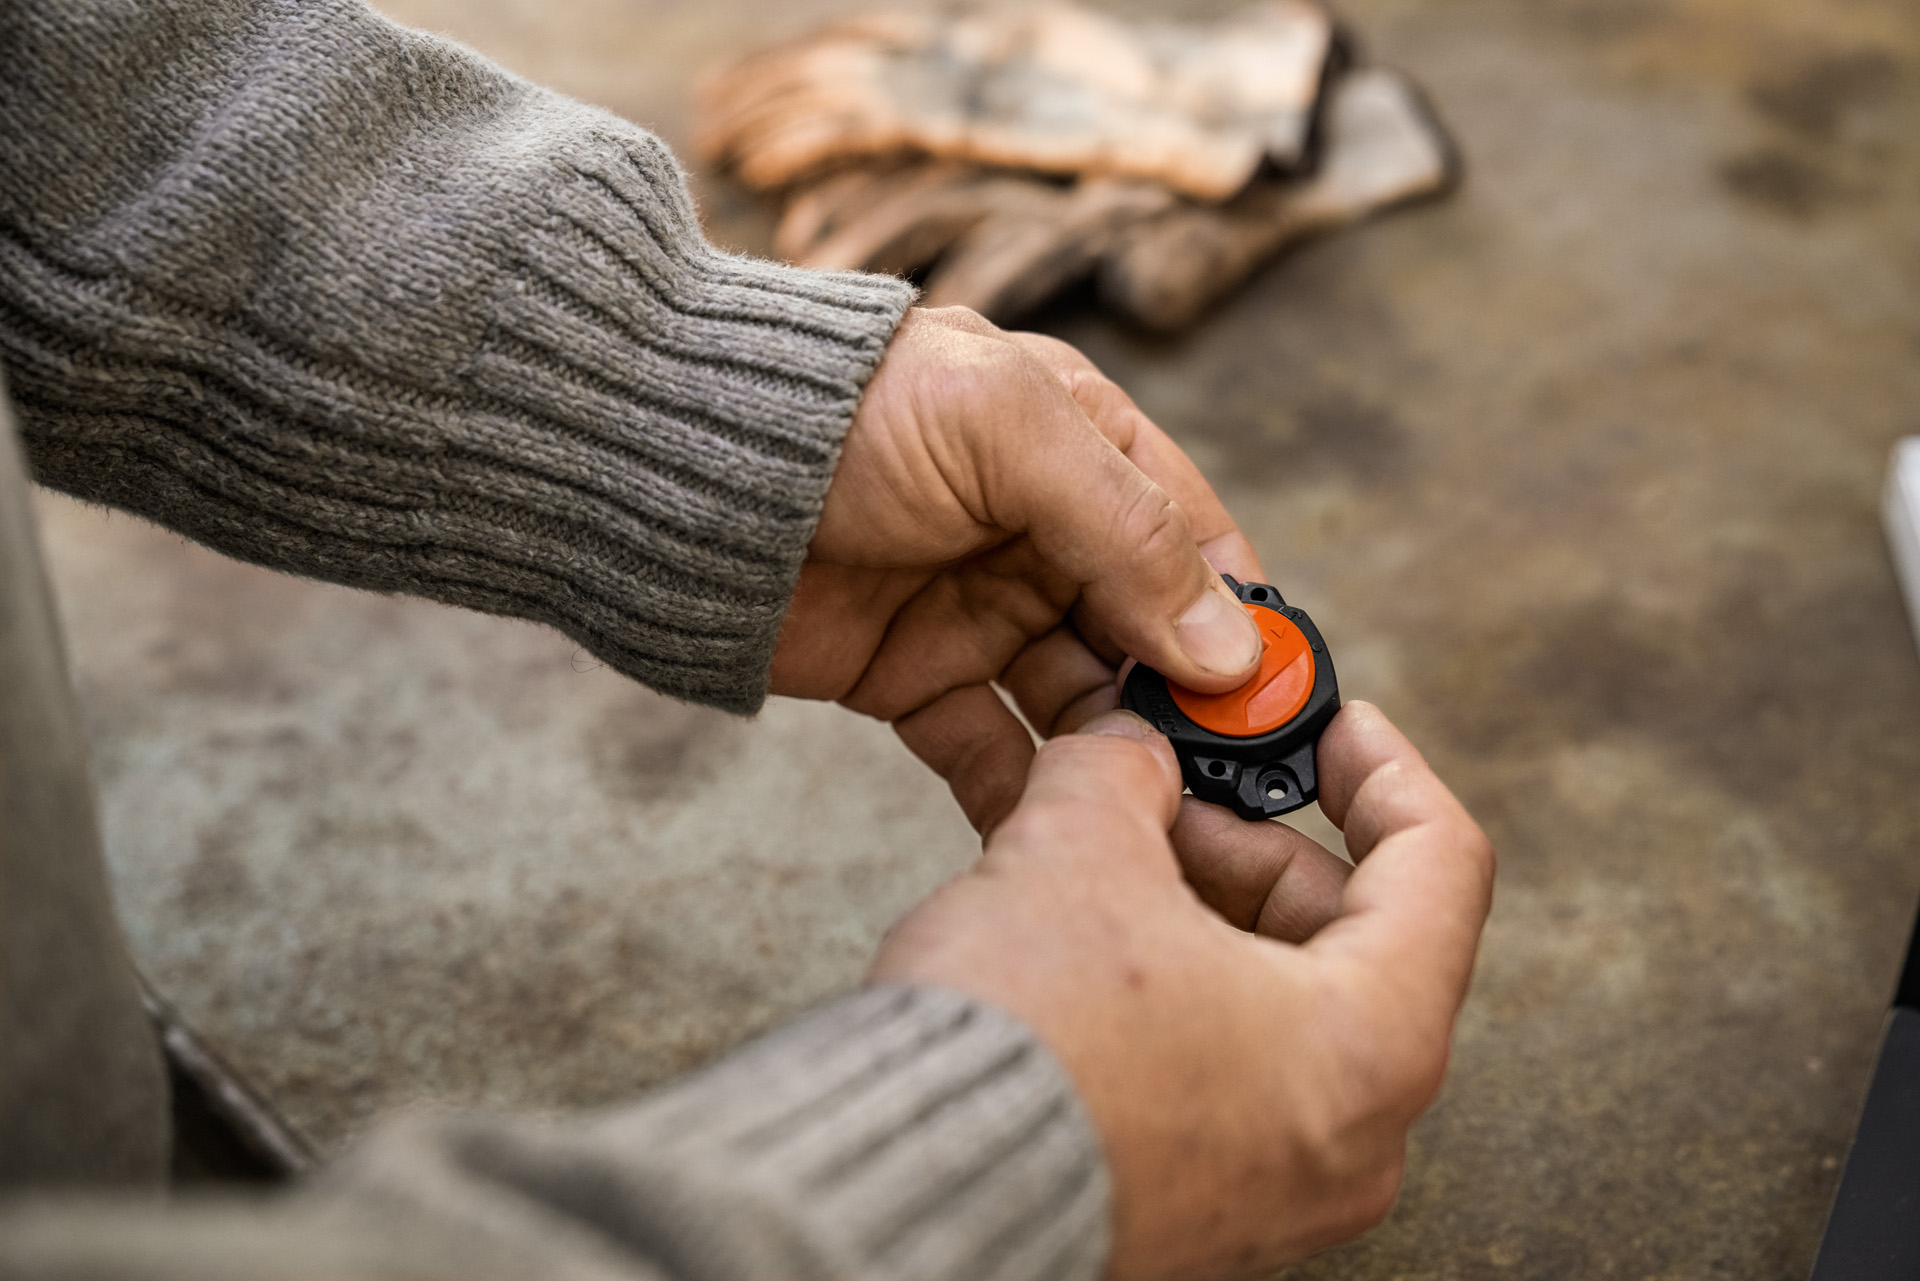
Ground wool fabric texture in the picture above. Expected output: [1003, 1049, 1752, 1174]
[0, 0, 1111, 1277]
[0, 0, 916, 712]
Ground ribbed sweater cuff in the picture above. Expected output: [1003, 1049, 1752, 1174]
[0, 988, 1112, 1280]
[528, 985, 1112, 1281]
[5, 189, 912, 712]
[3, 2, 915, 711]
[461, 163, 917, 711]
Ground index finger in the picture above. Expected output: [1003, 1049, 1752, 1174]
[1306, 702, 1496, 1041]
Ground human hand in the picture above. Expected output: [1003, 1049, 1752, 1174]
[871, 701, 1496, 1280]
[771, 305, 1265, 832]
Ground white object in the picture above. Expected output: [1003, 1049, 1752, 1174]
[1884, 438, 1920, 657]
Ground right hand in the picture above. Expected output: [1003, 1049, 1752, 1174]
[871, 701, 1495, 1280]
[772, 307, 1265, 834]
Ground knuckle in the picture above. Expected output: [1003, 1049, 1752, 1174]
[1399, 1042, 1453, 1112]
[1112, 483, 1190, 570]
[1029, 735, 1173, 810]
[1302, 974, 1454, 1117]
[1343, 1158, 1406, 1235]
[991, 801, 1083, 853]
[1432, 814, 1499, 899]
[921, 303, 999, 336]
[1035, 730, 1157, 779]
[1064, 364, 1118, 411]
[994, 792, 1142, 861]
[948, 335, 1047, 410]
[1019, 331, 1080, 360]
[1293, 1124, 1407, 1249]
[1467, 824, 1499, 881]
[1364, 1013, 1456, 1113]
[1021, 333, 1100, 381]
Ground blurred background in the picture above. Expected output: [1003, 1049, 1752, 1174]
[32, 0, 1920, 1275]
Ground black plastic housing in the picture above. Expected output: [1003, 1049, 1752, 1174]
[1120, 577, 1340, 820]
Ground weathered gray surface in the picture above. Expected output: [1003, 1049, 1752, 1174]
[38, 496, 976, 1141]
[31, 0, 1920, 1275]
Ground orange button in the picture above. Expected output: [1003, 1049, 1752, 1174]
[1169, 605, 1316, 737]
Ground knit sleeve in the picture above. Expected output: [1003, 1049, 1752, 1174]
[0, 987, 1113, 1281]
[0, 0, 914, 713]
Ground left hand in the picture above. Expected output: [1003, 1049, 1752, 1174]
[871, 702, 1496, 1279]
[771, 305, 1264, 833]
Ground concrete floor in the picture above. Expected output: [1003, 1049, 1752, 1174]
[31, 0, 1920, 1275]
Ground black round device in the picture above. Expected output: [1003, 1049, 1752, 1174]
[1121, 576, 1340, 820]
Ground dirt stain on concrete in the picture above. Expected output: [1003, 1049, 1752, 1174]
[176, 814, 261, 915]
[1719, 148, 1845, 218]
[1187, 391, 1411, 491]
[1748, 49, 1902, 141]
[585, 686, 744, 805]
[1418, 563, 1920, 827]
[1538, 0, 1669, 41]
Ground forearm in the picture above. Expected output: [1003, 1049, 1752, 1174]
[0, 988, 1109, 1281]
[0, 0, 912, 711]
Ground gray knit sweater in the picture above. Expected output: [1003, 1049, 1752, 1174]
[0, 0, 1109, 1277]
[3, 0, 908, 713]
[0, 985, 1108, 1280]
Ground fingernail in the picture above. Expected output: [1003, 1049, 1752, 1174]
[1080, 709, 1160, 742]
[1175, 581, 1261, 676]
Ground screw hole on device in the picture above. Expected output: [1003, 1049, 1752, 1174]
[1266, 783, 1287, 800]
[1207, 760, 1228, 777]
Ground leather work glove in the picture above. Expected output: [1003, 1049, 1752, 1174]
[697, 1, 1338, 201]
[772, 68, 1455, 329]
[1101, 66, 1458, 330]
[776, 166, 1177, 323]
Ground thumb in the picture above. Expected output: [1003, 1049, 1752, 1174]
[1045, 478, 1264, 695]
[991, 711, 1186, 870]
[971, 357, 1263, 693]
